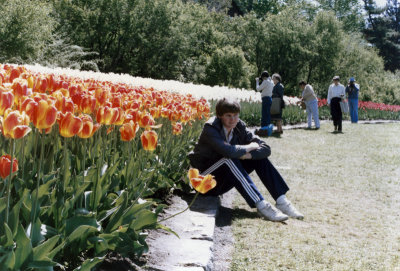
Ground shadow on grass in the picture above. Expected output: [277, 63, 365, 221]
[216, 206, 259, 227]
[218, 205, 289, 226]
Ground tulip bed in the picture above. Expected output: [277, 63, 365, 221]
[0, 64, 210, 270]
[235, 98, 400, 127]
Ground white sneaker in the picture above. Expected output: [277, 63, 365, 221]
[276, 202, 304, 220]
[257, 202, 288, 222]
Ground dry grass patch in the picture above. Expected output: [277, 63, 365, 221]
[231, 123, 400, 271]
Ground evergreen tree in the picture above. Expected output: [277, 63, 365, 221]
[363, 0, 400, 71]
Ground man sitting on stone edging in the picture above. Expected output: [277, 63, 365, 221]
[188, 97, 303, 222]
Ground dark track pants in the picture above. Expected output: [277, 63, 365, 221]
[201, 158, 289, 208]
[330, 97, 343, 130]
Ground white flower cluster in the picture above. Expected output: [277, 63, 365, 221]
[23, 64, 260, 101]
[283, 96, 301, 106]
[22, 64, 299, 105]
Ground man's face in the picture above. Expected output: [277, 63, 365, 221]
[219, 112, 239, 130]
[333, 79, 339, 86]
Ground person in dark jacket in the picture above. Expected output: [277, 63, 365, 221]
[345, 77, 360, 123]
[188, 98, 303, 222]
[271, 73, 285, 134]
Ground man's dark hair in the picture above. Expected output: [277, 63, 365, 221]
[216, 98, 241, 117]
[260, 71, 269, 78]
[299, 80, 307, 86]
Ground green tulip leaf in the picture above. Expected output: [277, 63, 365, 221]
[32, 235, 60, 261]
[88, 236, 109, 255]
[1, 223, 14, 247]
[37, 178, 57, 202]
[14, 223, 33, 270]
[1, 250, 16, 270]
[73, 256, 103, 271]
[129, 209, 157, 231]
[66, 225, 99, 244]
[0, 197, 6, 214]
[66, 215, 101, 236]
[27, 259, 58, 269]
[156, 223, 179, 238]
[104, 205, 126, 233]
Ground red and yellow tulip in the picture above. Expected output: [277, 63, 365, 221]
[96, 106, 119, 125]
[58, 112, 83, 137]
[172, 122, 183, 135]
[120, 121, 139, 141]
[187, 168, 216, 194]
[0, 89, 14, 115]
[78, 114, 100, 139]
[2, 110, 31, 139]
[141, 130, 158, 151]
[0, 154, 18, 179]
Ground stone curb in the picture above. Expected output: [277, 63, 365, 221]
[144, 194, 220, 271]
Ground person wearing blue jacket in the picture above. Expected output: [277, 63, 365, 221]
[345, 77, 360, 123]
[188, 98, 303, 222]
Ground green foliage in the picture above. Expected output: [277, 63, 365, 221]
[0, 119, 204, 270]
[0, 0, 55, 63]
[204, 46, 253, 88]
[0, 0, 399, 105]
[314, 0, 364, 32]
[363, 0, 400, 72]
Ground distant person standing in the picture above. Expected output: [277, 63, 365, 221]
[256, 71, 274, 129]
[345, 77, 360, 123]
[327, 76, 345, 132]
[271, 73, 285, 134]
[299, 81, 320, 129]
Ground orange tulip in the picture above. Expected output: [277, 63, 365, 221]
[22, 98, 57, 130]
[80, 95, 96, 114]
[149, 106, 161, 119]
[9, 68, 20, 83]
[95, 87, 110, 106]
[161, 108, 171, 119]
[78, 114, 100, 139]
[53, 91, 75, 114]
[58, 112, 83, 137]
[113, 108, 125, 126]
[11, 78, 30, 105]
[125, 109, 140, 123]
[120, 121, 139, 141]
[0, 90, 14, 115]
[138, 112, 155, 128]
[0, 155, 18, 179]
[187, 168, 216, 194]
[2, 110, 31, 139]
[172, 122, 183, 135]
[96, 106, 119, 125]
[33, 76, 48, 93]
[140, 130, 158, 151]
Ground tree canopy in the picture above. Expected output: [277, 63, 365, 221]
[0, 0, 399, 104]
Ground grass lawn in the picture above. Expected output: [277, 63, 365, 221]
[231, 122, 400, 271]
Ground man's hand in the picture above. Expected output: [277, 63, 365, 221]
[245, 142, 259, 152]
[240, 153, 252, 160]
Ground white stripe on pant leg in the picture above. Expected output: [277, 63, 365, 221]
[200, 158, 260, 203]
[200, 158, 227, 176]
[225, 159, 260, 202]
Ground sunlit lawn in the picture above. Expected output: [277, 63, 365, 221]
[231, 123, 400, 271]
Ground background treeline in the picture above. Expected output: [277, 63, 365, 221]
[0, 0, 399, 104]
